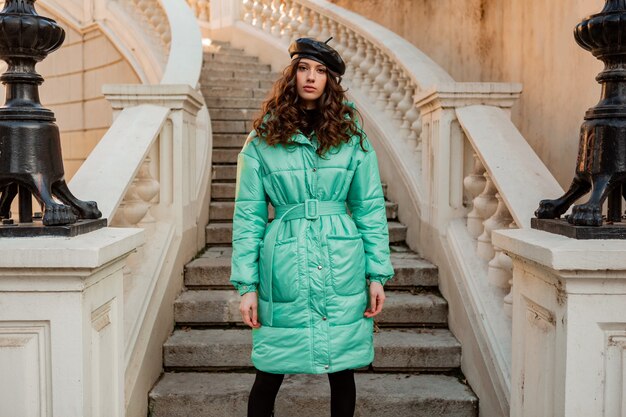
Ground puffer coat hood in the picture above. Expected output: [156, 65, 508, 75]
[229, 104, 394, 374]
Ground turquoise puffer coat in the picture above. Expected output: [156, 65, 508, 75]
[229, 111, 394, 374]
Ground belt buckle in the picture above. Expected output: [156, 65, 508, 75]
[304, 198, 319, 220]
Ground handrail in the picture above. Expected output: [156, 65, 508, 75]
[69, 105, 170, 220]
[457, 105, 563, 229]
[161, 0, 203, 85]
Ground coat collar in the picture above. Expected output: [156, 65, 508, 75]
[291, 130, 318, 148]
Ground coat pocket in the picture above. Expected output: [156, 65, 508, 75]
[259, 236, 300, 302]
[327, 233, 366, 296]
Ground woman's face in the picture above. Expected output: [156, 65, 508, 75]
[295, 58, 327, 109]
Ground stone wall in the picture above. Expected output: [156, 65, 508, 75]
[330, 0, 603, 188]
[0, 4, 141, 180]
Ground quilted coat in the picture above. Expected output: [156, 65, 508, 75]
[229, 106, 394, 374]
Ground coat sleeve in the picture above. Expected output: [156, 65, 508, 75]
[229, 139, 268, 296]
[346, 142, 395, 286]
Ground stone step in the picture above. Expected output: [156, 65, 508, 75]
[205, 97, 266, 109]
[213, 134, 246, 148]
[209, 108, 261, 121]
[163, 328, 461, 371]
[201, 69, 279, 82]
[202, 77, 268, 89]
[212, 148, 240, 164]
[208, 200, 399, 221]
[212, 164, 237, 180]
[203, 52, 260, 64]
[203, 43, 246, 56]
[184, 246, 438, 289]
[205, 222, 233, 245]
[388, 221, 407, 243]
[205, 221, 408, 245]
[149, 372, 477, 417]
[211, 120, 254, 134]
[211, 182, 236, 199]
[203, 60, 272, 72]
[201, 86, 270, 99]
[173, 290, 448, 326]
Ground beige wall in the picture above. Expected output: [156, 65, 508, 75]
[331, 0, 604, 188]
[2, 5, 141, 180]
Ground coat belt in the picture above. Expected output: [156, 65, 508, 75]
[261, 198, 347, 326]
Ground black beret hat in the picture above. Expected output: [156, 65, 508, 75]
[288, 37, 346, 76]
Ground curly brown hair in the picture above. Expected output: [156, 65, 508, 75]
[251, 58, 367, 158]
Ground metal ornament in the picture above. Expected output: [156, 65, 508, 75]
[0, 0, 102, 231]
[535, 0, 626, 236]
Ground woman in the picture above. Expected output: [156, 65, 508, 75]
[229, 37, 394, 417]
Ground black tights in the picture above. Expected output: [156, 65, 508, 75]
[247, 368, 356, 417]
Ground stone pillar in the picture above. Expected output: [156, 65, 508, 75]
[415, 82, 521, 233]
[0, 227, 143, 417]
[493, 228, 626, 417]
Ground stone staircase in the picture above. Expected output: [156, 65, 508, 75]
[148, 41, 478, 417]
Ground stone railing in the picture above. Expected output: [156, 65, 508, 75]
[202, 1, 564, 415]
[68, 1, 208, 415]
[0, 1, 206, 416]
[122, 0, 172, 64]
[187, 0, 211, 22]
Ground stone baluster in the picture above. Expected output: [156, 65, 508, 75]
[155, 14, 170, 47]
[242, 0, 254, 24]
[416, 119, 426, 164]
[198, 0, 209, 21]
[351, 35, 367, 87]
[477, 191, 509, 261]
[329, 20, 343, 55]
[134, 155, 160, 227]
[486, 196, 514, 287]
[384, 64, 400, 117]
[270, 0, 282, 37]
[473, 173, 498, 244]
[502, 220, 517, 317]
[342, 30, 357, 80]
[261, 0, 273, 33]
[308, 10, 321, 38]
[288, 2, 301, 39]
[464, 154, 487, 238]
[403, 87, 420, 146]
[297, 7, 311, 38]
[396, 77, 414, 137]
[112, 156, 160, 228]
[390, 70, 407, 126]
[279, 0, 293, 42]
[318, 15, 331, 42]
[412, 115, 422, 157]
[375, 55, 392, 109]
[252, 0, 264, 29]
[367, 48, 383, 99]
[488, 248, 513, 288]
[358, 42, 375, 90]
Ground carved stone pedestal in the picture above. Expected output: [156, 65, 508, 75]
[0, 227, 143, 417]
[493, 228, 626, 417]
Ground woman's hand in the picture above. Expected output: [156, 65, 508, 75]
[364, 281, 385, 318]
[240, 291, 261, 328]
